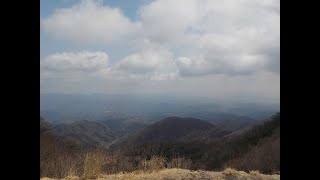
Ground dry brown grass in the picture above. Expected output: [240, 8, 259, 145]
[41, 168, 280, 180]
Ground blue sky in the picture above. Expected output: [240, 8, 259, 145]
[40, 0, 280, 103]
[41, 0, 148, 19]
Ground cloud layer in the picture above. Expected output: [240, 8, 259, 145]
[42, 0, 279, 76]
[41, 0, 280, 100]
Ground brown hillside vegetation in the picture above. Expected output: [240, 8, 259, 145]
[40, 113, 280, 178]
[40, 117, 84, 178]
[111, 113, 280, 173]
[53, 120, 116, 148]
[41, 168, 280, 180]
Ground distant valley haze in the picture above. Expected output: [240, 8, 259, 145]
[41, 93, 279, 124]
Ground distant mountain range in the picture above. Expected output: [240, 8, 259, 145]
[40, 93, 279, 124]
[44, 115, 260, 149]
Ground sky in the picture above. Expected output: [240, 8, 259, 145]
[40, 0, 280, 103]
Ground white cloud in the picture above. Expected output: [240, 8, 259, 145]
[175, 31, 273, 76]
[138, 0, 280, 75]
[42, 0, 141, 44]
[115, 48, 178, 80]
[139, 0, 201, 43]
[41, 49, 179, 81]
[41, 51, 109, 72]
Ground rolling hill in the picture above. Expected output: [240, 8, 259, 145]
[113, 113, 280, 173]
[52, 120, 117, 148]
[113, 117, 231, 146]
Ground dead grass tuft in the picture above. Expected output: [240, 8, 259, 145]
[222, 167, 239, 176]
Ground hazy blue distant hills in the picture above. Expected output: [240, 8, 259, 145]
[40, 93, 279, 125]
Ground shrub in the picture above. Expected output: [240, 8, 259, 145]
[167, 157, 192, 169]
[83, 150, 105, 179]
[139, 156, 167, 171]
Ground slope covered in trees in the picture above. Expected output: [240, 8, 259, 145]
[40, 113, 280, 178]
[40, 117, 83, 178]
[116, 113, 280, 173]
[117, 117, 222, 145]
[52, 120, 117, 149]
